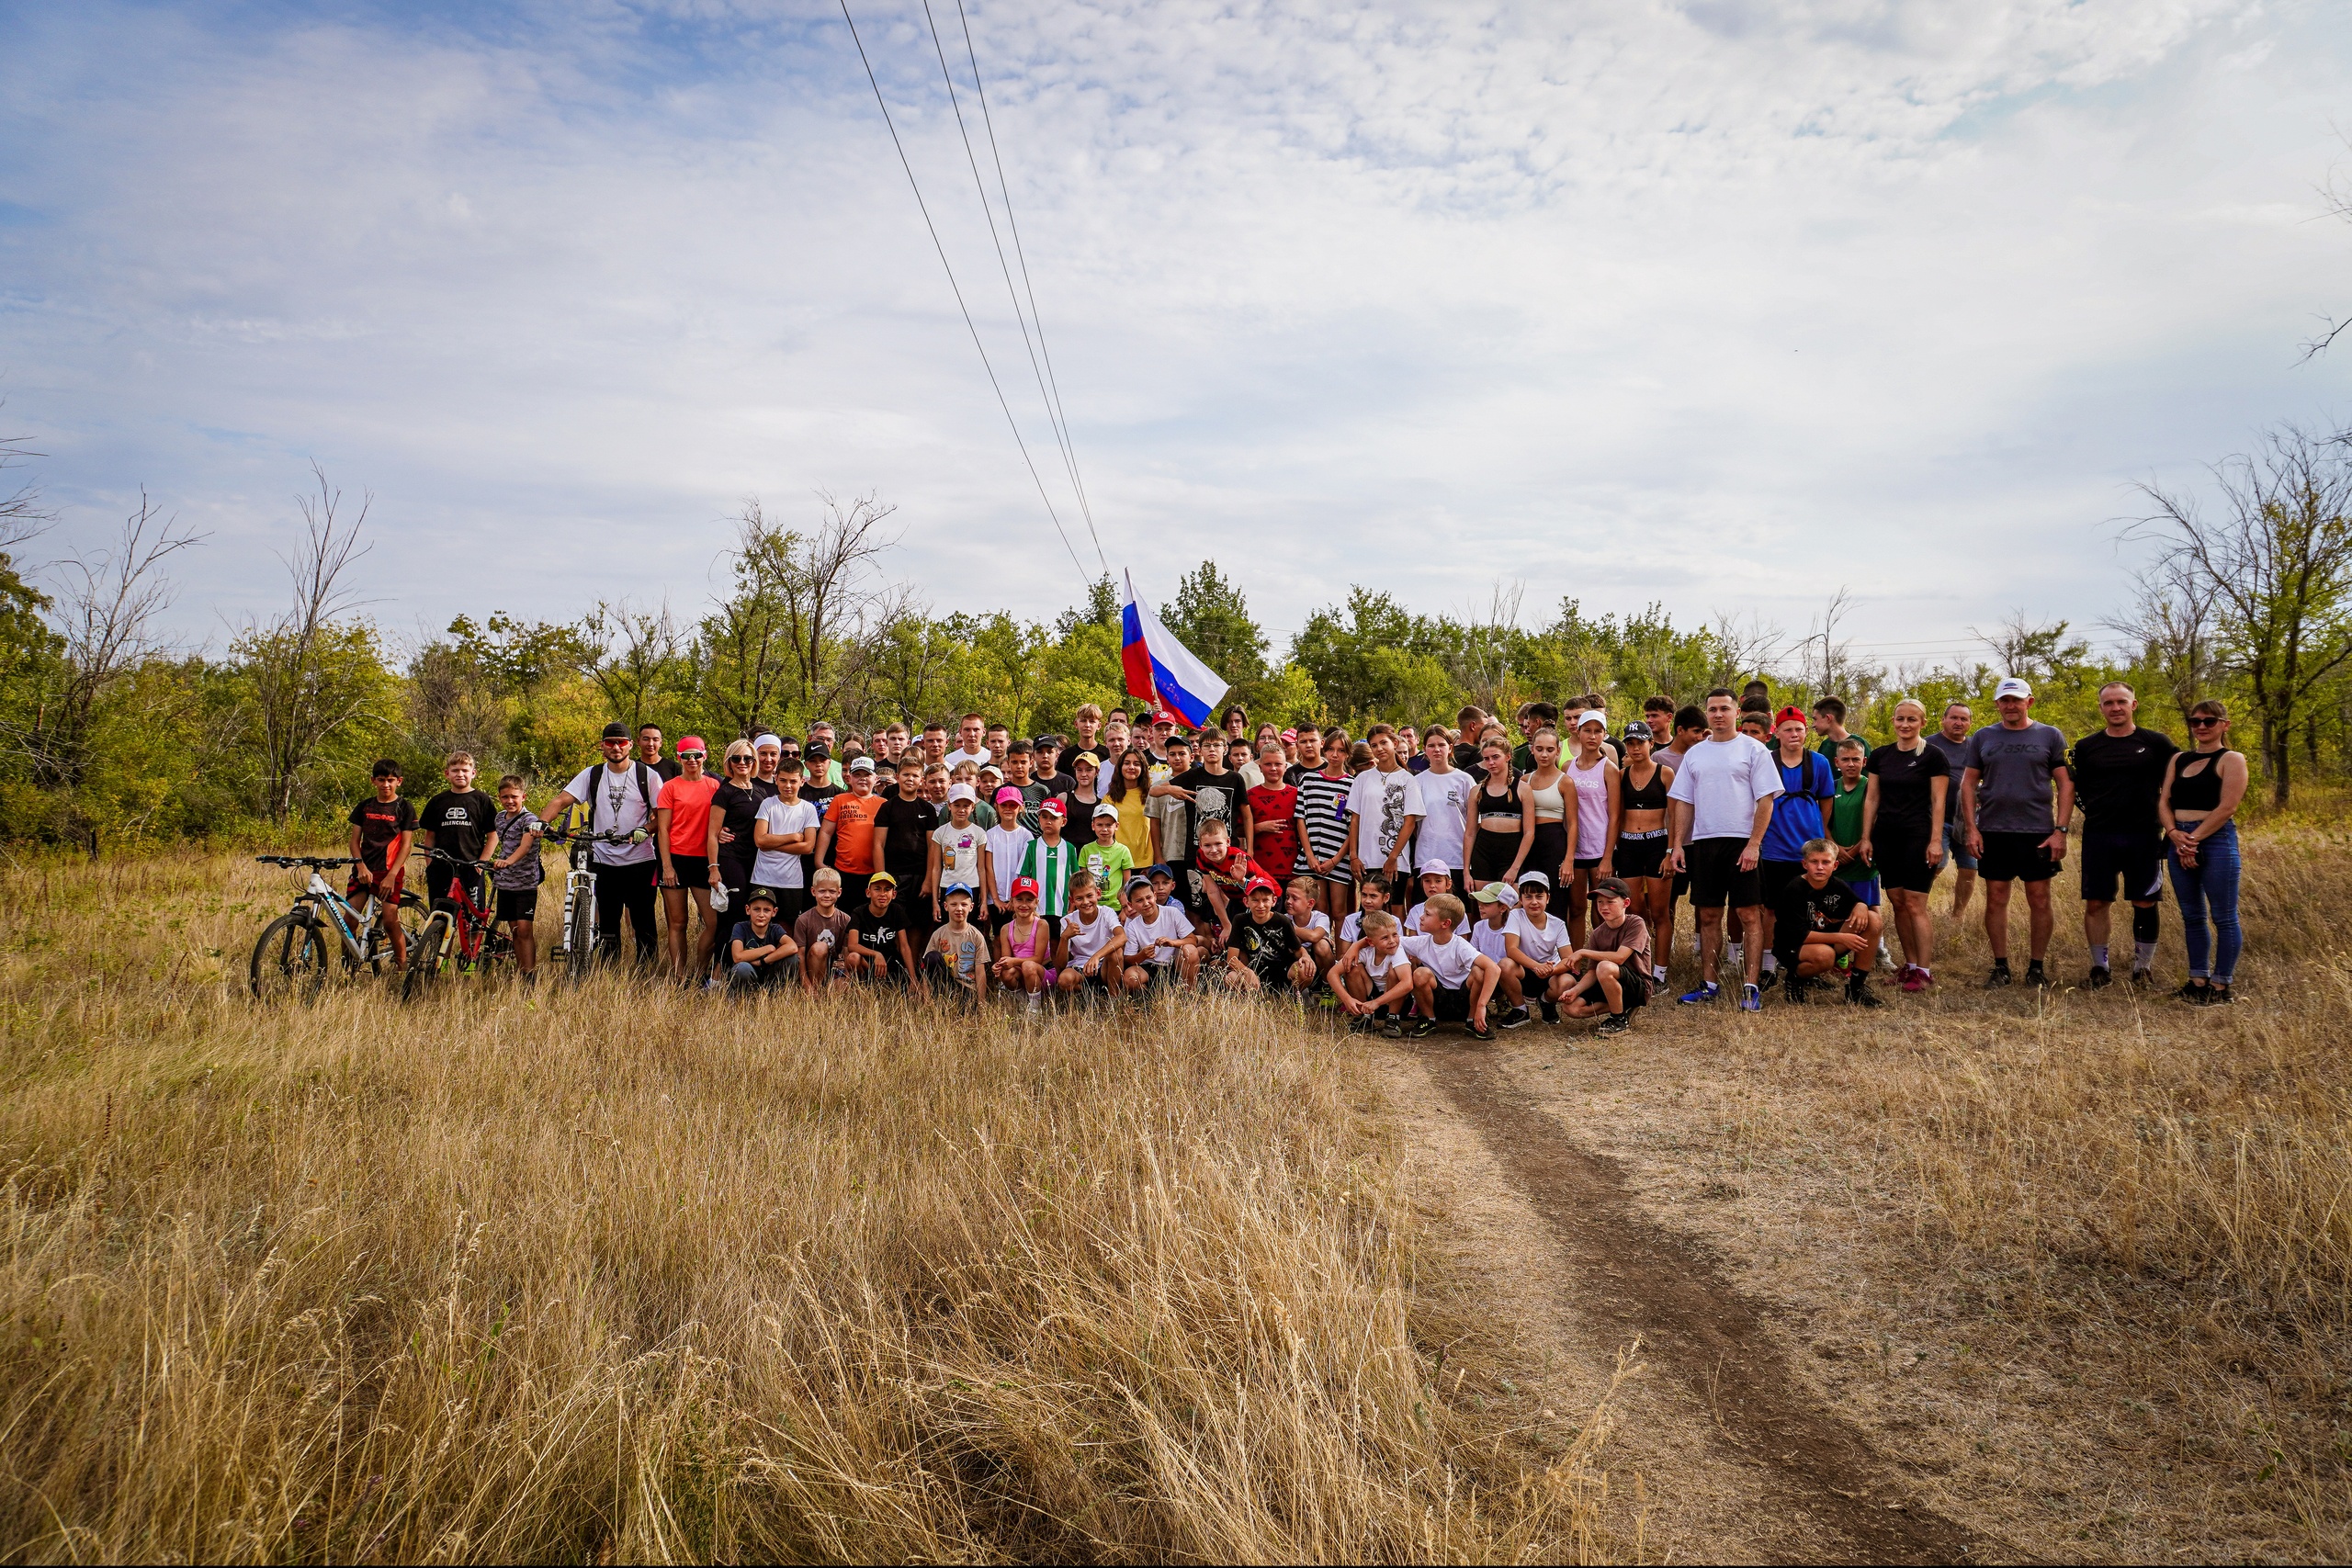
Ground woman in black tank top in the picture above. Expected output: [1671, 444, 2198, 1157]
[1612, 727, 1675, 961]
[1463, 737, 1532, 889]
[2157, 702, 2248, 1004]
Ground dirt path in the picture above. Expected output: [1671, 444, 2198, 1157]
[1378, 1037, 2003, 1564]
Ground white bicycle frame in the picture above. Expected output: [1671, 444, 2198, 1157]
[302, 866, 386, 963]
[556, 847, 600, 960]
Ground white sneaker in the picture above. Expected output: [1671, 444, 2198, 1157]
[1025, 993, 1042, 1012]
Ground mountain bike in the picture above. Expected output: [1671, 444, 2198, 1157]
[401, 848, 511, 1001]
[537, 819, 646, 985]
[249, 855, 424, 1001]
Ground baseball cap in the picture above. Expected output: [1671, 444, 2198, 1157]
[1281, 728, 1297, 742]
[806, 739, 831, 760]
[1622, 722, 1651, 744]
[1151, 710, 1179, 727]
[1125, 874, 1155, 895]
[1146, 863, 1176, 881]
[1419, 858, 1453, 875]
[947, 782, 977, 804]
[744, 885, 778, 907]
[1995, 676, 2032, 700]
[1515, 869, 1551, 888]
[868, 871, 898, 887]
[1577, 710, 1608, 729]
[994, 784, 1023, 805]
[752, 732, 783, 751]
[849, 756, 876, 773]
[1092, 801, 1120, 819]
[942, 882, 975, 899]
[1243, 875, 1280, 897]
[601, 721, 631, 740]
[1010, 875, 1040, 898]
[1590, 875, 1632, 900]
[1774, 705, 1808, 727]
[1039, 797, 1067, 818]
[1469, 882, 1519, 907]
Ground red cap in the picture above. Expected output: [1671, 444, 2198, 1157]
[1244, 875, 1280, 897]
[1152, 710, 1179, 727]
[1774, 706, 1807, 727]
[1010, 875, 1039, 897]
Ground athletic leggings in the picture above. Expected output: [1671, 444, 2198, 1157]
[2167, 819, 2242, 983]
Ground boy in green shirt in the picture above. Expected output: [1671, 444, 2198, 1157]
[1827, 736, 1877, 907]
[1074, 801, 1136, 894]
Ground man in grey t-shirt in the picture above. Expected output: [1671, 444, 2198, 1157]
[1959, 678, 2074, 988]
[1923, 702, 1978, 919]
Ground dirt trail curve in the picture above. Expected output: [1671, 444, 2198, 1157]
[1405, 1039, 2002, 1564]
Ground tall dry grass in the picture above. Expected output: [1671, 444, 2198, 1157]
[1693, 823, 2352, 1553]
[0, 853, 1620, 1562]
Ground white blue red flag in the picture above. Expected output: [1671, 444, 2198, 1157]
[1119, 571, 1229, 729]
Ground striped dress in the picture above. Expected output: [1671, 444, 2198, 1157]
[1294, 768, 1354, 884]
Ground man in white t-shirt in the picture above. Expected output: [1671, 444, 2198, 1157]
[1347, 725, 1427, 885]
[1665, 688, 1782, 1010]
[942, 712, 993, 773]
[1400, 892, 1500, 1039]
[541, 721, 662, 964]
[1412, 728, 1477, 896]
[751, 762, 822, 925]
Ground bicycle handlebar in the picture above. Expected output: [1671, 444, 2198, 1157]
[255, 854, 358, 869]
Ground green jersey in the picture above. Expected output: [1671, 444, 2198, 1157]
[1828, 778, 1868, 847]
[1018, 837, 1080, 919]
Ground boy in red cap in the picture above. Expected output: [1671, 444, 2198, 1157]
[1222, 874, 1317, 994]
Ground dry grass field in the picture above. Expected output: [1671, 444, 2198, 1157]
[1, 821, 2346, 1562]
[0, 852, 1623, 1563]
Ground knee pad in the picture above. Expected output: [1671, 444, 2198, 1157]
[2132, 904, 2160, 943]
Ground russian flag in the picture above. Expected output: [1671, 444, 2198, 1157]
[1120, 571, 1229, 730]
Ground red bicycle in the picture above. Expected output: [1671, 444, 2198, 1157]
[401, 847, 512, 1000]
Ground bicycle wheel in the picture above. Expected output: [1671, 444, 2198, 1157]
[402, 916, 448, 1002]
[566, 883, 597, 985]
[251, 913, 330, 1002]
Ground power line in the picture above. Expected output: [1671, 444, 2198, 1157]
[837, 0, 1090, 579]
[951, 0, 1105, 577]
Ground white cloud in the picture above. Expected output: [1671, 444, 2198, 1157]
[1, 0, 2346, 672]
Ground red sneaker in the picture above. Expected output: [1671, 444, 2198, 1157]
[1900, 964, 1928, 994]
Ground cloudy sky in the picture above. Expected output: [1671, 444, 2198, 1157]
[3, 0, 2348, 672]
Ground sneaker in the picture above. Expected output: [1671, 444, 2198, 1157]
[2174, 979, 2211, 1004]
[1381, 1018, 1407, 1039]
[1407, 1017, 1439, 1038]
[1539, 998, 1560, 1024]
[1739, 983, 1762, 1012]
[1498, 1006, 1532, 1031]
[1465, 1018, 1495, 1042]
[2129, 968, 2154, 988]
[1847, 975, 1883, 1009]
[1596, 1010, 1632, 1036]
[1346, 1014, 1374, 1034]
[1782, 976, 1812, 1005]
[2207, 983, 2234, 1005]
[1653, 964, 1668, 987]
[1899, 964, 1928, 995]
[2086, 965, 2112, 990]
[2024, 963, 2051, 989]
[1678, 982, 1721, 1006]
[1984, 965, 2013, 989]
[1756, 967, 1779, 992]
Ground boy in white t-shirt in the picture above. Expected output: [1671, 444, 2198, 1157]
[751, 763, 821, 926]
[1401, 861, 1456, 940]
[1465, 880, 1531, 1029]
[1334, 908, 1415, 1034]
[1502, 871, 1574, 1022]
[1053, 871, 1133, 1000]
[1120, 875, 1203, 991]
[1402, 892, 1501, 1040]
[1283, 875, 1335, 984]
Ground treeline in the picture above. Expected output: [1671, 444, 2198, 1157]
[5, 421, 2351, 846]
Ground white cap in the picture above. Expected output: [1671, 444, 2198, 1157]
[947, 782, 977, 803]
[1994, 677, 2032, 700]
[1093, 800, 1121, 818]
[1577, 710, 1608, 729]
[1419, 858, 1453, 875]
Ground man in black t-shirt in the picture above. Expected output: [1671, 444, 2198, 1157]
[1220, 878, 1316, 992]
[636, 725, 683, 783]
[798, 744, 842, 890]
[2069, 682, 2179, 987]
[1770, 841, 1883, 1007]
[415, 751, 499, 913]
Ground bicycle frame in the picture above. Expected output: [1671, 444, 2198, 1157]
[556, 836, 599, 961]
[300, 867, 386, 964]
[422, 854, 504, 967]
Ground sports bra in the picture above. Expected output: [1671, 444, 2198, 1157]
[1005, 918, 1046, 960]
[1524, 773, 1566, 823]
[1620, 761, 1668, 814]
[1477, 778, 1521, 823]
[2169, 750, 2230, 814]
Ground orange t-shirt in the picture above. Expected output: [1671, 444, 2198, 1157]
[656, 774, 718, 858]
[825, 789, 883, 874]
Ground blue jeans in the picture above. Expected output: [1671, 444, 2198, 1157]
[2166, 820, 2241, 983]
[1941, 818, 1978, 873]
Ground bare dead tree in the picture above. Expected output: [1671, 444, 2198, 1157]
[2301, 145, 2352, 360]
[14, 490, 204, 790]
[242, 466, 381, 823]
[0, 416, 51, 554]
[1968, 608, 2090, 686]
[1705, 608, 1786, 690]
[2102, 553, 2223, 724]
[1794, 586, 1861, 701]
[1454, 578, 1526, 716]
[578, 598, 684, 733]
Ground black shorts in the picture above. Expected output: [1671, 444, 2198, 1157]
[1469, 830, 1521, 884]
[1430, 982, 1473, 1022]
[1687, 839, 1763, 909]
[2079, 829, 2165, 904]
[1979, 830, 2058, 884]
[665, 853, 708, 889]
[1572, 856, 1603, 871]
[1620, 967, 1649, 1010]
[1873, 832, 1938, 895]
[1614, 833, 1668, 880]
[494, 887, 539, 923]
[425, 860, 485, 911]
[1758, 858, 1805, 907]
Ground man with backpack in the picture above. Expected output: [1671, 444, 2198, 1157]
[540, 721, 662, 964]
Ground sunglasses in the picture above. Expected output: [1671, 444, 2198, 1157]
[728, 756, 751, 766]
[679, 750, 707, 761]
[2188, 716, 2223, 728]
[779, 750, 801, 759]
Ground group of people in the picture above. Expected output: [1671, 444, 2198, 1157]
[335, 677, 2253, 1029]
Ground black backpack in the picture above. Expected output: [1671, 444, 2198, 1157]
[582, 761, 657, 834]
